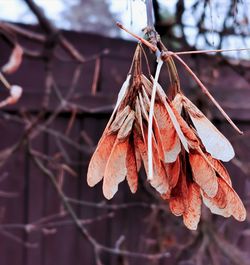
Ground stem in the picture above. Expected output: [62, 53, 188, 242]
[116, 22, 157, 52]
[146, 0, 155, 29]
[0, 72, 11, 90]
[145, 0, 158, 48]
[148, 59, 163, 180]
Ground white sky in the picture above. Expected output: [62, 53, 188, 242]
[0, 0, 73, 24]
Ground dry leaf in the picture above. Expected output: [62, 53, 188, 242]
[182, 95, 235, 162]
[87, 133, 116, 187]
[183, 183, 202, 230]
[202, 178, 246, 221]
[2, 45, 23, 74]
[189, 151, 218, 198]
[103, 138, 129, 199]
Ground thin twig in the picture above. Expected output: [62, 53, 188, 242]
[116, 22, 157, 52]
[67, 197, 160, 210]
[175, 47, 250, 55]
[0, 72, 11, 90]
[91, 57, 101, 96]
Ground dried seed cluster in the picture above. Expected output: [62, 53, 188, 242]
[87, 46, 246, 230]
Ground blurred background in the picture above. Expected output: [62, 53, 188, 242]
[1, 0, 250, 58]
[0, 1, 249, 265]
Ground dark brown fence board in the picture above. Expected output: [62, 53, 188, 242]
[25, 132, 47, 265]
[0, 150, 26, 265]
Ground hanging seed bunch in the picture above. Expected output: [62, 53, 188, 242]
[87, 45, 246, 230]
[87, 45, 170, 199]
[154, 54, 246, 229]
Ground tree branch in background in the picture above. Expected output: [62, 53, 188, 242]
[24, 0, 85, 62]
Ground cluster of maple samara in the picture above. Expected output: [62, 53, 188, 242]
[87, 45, 246, 230]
